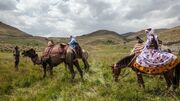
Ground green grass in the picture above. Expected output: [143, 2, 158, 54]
[0, 44, 180, 101]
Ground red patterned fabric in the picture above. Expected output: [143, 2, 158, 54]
[42, 44, 67, 57]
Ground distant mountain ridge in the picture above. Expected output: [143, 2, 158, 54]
[122, 27, 180, 43]
[79, 30, 127, 45]
[0, 22, 32, 37]
[0, 21, 179, 45]
[122, 28, 168, 39]
[82, 30, 122, 37]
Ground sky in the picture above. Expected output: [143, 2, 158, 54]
[0, 0, 180, 37]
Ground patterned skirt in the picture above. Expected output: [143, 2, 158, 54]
[133, 49, 179, 74]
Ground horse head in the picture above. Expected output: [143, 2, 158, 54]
[111, 63, 121, 82]
[22, 48, 37, 58]
[111, 54, 135, 82]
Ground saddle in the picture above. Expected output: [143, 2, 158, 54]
[133, 58, 180, 74]
[42, 43, 68, 61]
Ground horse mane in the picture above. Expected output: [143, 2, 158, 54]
[116, 54, 135, 67]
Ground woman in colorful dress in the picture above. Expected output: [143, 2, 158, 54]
[134, 28, 179, 74]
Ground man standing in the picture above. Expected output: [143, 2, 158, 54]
[13, 46, 20, 71]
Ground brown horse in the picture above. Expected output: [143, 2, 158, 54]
[111, 54, 180, 89]
[22, 45, 86, 81]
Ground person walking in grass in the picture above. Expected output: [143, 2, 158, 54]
[13, 46, 20, 71]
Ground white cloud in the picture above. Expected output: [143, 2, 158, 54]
[0, 0, 17, 10]
[0, 0, 180, 37]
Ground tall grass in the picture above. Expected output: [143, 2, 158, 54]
[0, 45, 179, 101]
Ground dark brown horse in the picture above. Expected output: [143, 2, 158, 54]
[22, 46, 84, 81]
[111, 54, 180, 89]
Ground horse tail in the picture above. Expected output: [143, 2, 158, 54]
[173, 63, 180, 88]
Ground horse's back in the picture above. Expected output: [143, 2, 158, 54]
[50, 44, 63, 54]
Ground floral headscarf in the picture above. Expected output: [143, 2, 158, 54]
[143, 28, 159, 50]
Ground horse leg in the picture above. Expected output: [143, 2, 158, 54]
[67, 63, 76, 81]
[42, 63, 47, 78]
[48, 57, 54, 77]
[74, 60, 83, 80]
[173, 64, 180, 89]
[49, 66, 53, 76]
[82, 58, 89, 72]
[136, 72, 145, 88]
[64, 62, 68, 71]
[163, 70, 173, 89]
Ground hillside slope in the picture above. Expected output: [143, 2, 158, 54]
[0, 22, 48, 51]
[124, 26, 180, 43]
[79, 30, 127, 45]
[124, 29, 168, 41]
[0, 22, 32, 37]
[158, 26, 180, 42]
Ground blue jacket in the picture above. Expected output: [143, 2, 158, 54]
[68, 37, 77, 48]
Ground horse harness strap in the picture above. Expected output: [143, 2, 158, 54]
[127, 55, 138, 67]
[46, 46, 54, 56]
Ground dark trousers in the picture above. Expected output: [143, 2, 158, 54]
[14, 56, 19, 70]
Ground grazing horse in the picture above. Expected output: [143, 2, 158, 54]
[22, 44, 86, 81]
[111, 54, 180, 89]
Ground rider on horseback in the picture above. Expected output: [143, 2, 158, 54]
[133, 28, 179, 73]
[68, 35, 83, 58]
[69, 36, 77, 49]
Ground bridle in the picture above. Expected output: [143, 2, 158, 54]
[112, 64, 120, 79]
[113, 63, 131, 80]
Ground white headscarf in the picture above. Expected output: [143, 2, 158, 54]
[145, 28, 157, 38]
[143, 28, 159, 50]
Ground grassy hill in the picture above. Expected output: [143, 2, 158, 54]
[0, 22, 32, 37]
[79, 30, 127, 45]
[0, 22, 127, 52]
[0, 22, 49, 51]
[123, 29, 167, 41]
[123, 26, 180, 43]
[158, 26, 180, 42]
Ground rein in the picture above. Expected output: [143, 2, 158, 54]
[113, 54, 135, 78]
[127, 55, 137, 67]
[31, 54, 41, 64]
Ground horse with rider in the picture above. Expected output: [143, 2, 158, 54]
[112, 28, 180, 89]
